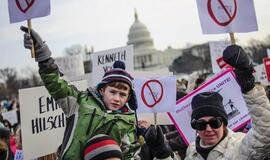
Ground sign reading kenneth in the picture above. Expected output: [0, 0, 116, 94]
[8, 0, 51, 23]
[19, 80, 87, 160]
[196, 0, 258, 34]
[168, 69, 250, 145]
[91, 45, 133, 86]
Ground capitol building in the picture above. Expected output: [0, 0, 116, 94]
[127, 11, 183, 71]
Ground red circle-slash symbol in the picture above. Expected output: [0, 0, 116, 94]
[16, 0, 35, 13]
[141, 80, 164, 108]
[207, 0, 237, 26]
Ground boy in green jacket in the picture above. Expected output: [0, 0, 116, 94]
[21, 26, 139, 160]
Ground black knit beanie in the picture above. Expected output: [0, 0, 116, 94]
[191, 92, 228, 126]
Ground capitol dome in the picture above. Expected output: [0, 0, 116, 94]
[127, 10, 154, 54]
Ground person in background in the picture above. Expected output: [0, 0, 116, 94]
[0, 122, 14, 160]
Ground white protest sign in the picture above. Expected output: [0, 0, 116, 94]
[134, 76, 176, 113]
[1, 110, 18, 126]
[254, 64, 268, 85]
[8, 0, 50, 23]
[19, 80, 87, 160]
[91, 45, 133, 87]
[168, 69, 250, 145]
[132, 71, 173, 124]
[54, 55, 85, 82]
[267, 49, 270, 58]
[196, 0, 258, 34]
[15, 150, 23, 160]
[209, 41, 231, 73]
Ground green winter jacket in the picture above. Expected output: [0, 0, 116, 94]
[38, 58, 139, 160]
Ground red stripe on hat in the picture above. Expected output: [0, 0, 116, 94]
[84, 139, 118, 155]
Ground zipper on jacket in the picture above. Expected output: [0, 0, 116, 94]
[86, 108, 96, 135]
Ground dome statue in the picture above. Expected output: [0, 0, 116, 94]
[127, 9, 155, 55]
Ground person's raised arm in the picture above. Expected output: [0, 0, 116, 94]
[223, 44, 270, 159]
[20, 26, 80, 117]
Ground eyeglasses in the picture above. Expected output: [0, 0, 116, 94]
[191, 117, 223, 131]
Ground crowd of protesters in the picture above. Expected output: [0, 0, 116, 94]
[1, 26, 270, 160]
[0, 98, 22, 160]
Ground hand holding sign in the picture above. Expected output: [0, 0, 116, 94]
[20, 26, 52, 62]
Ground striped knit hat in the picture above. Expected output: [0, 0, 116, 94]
[96, 60, 137, 110]
[83, 134, 123, 160]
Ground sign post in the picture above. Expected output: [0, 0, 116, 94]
[8, 0, 51, 58]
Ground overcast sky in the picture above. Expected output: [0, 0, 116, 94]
[0, 0, 270, 75]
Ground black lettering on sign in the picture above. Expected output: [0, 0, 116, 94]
[39, 96, 59, 114]
[103, 66, 112, 72]
[97, 50, 127, 65]
[31, 113, 66, 134]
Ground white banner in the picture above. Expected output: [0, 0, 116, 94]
[91, 45, 134, 87]
[19, 80, 87, 160]
[267, 49, 270, 58]
[254, 64, 268, 86]
[168, 69, 250, 145]
[8, 0, 50, 23]
[196, 0, 258, 34]
[54, 55, 85, 82]
[209, 41, 231, 73]
[134, 76, 176, 113]
[1, 110, 18, 126]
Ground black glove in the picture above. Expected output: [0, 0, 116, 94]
[144, 126, 172, 159]
[20, 26, 51, 62]
[223, 45, 255, 93]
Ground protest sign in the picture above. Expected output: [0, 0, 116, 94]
[15, 150, 23, 160]
[196, 0, 258, 34]
[267, 49, 270, 58]
[168, 69, 250, 145]
[263, 58, 270, 83]
[19, 80, 87, 160]
[132, 71, 173, 124]
[209, 41, 231, 73]
[1, 110, 18, 126]
[254, 64, 268, 85]
[134, 76, 176, 113]
[8, 0, 51, 23]
[54, 55, 85, 82]
[91, 45, 133, 86]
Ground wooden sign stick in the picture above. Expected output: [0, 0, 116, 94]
[27, 19, 35, 58]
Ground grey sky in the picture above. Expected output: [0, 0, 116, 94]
[0, 0, 270, 75]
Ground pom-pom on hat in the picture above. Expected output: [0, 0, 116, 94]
[97, 60, 137, 110]
[83, 134, 123, 160]
[191, 92, 228, 126]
